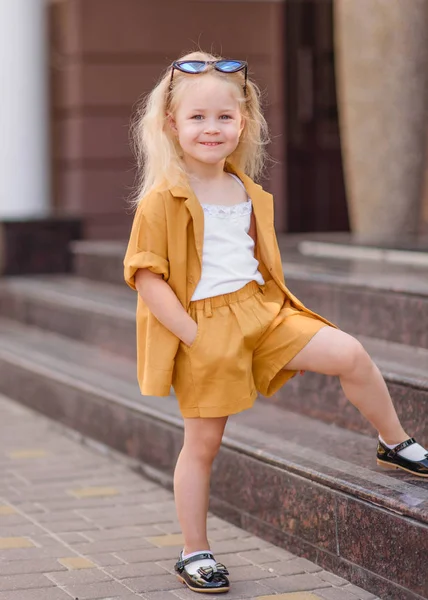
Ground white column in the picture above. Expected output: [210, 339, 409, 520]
[0, 0, 50, 218]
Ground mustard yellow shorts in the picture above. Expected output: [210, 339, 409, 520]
[172, 279, 329, 418]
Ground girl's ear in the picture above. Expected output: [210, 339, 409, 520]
[167, 113, 178, 134]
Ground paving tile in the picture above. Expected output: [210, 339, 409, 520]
[58, 557, 97, 569]
[0, 573, 55, 591]
[0, 507, 17, 515]
[71, 537, 154, 554]
[256, 595, 323, 600]
[88, 513, 176, 528]
[340, 585, 378, 600]
[210, 537, 269, 554]
[0, 559, 67, 576]
[173, 580, 273, 599]
[0, 515, 30, 526]
[262, 547, 299, 561]
[5, 498, 44, 522]
[316, 571, 349, 587]
[38, 492, 156, 511]
[83, 525, 161, 541]
[146, 534, 185, 547]
[155, 523, 184, 535]
[316, 588, 361, 600]
[0, 589, 71, 600]
[69, 486, 120, 498]
[208, 527, 252, 541]
[143, 593, 182, 600]
[35, 510, 83, 523]
[8, 450, 49, 459]
[107, 562, 167, 579]
[116, 547, 185, 564]
[205, 516, 225, 529]
[63, 580, 132, 599]
[46, 568, 112, 586]
[0, 537, 35, 549]
[238, 549, 294, 565]
[122, 574, 186, 593]
[0, 525, 42, 537]
[203, 553, 252, 568]
[76, 505, 158, 520]
[99, 597, 143, 600]
[0, 547, 71, 560]
[56, 531, 90, 544]
[29, 535, 66, 549]
[262, 558, 322, 576]
[260, 574, 332, 593]
[43, 519, 99, 533]
[227, 564, 277, 582]
[88, 553, 126, 566]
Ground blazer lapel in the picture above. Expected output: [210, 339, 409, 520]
[226, 164, 275, 270]
[170, 183, 204, 269]
[184, 194, 204, 267]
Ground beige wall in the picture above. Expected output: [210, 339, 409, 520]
[50, 0, 286, 239]
[334, 0, 428, 238]
[421, 164, 428, 234]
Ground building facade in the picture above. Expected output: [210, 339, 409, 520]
[2, 0, 428, 240]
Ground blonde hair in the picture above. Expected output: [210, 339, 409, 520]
[129, 50, 270, 206]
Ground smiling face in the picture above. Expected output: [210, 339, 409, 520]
[169, 75, 245, 171]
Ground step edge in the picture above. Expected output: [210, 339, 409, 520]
[282, 263, 428, 299]
[0, 283, 135, 320]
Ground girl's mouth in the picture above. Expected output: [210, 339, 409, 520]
[200, 142, 222, 146]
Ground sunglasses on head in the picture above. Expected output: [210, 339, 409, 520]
[169, 60, 248, 96]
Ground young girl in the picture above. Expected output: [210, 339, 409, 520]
[124, 50, 428, 594]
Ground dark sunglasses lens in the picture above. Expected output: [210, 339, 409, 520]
[177, 61, 207, 73]
[216, 60, 245, 72]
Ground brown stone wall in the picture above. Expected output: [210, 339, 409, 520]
[50, 0, 286, 239]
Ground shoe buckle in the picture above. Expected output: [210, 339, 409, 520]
[387, 437, 416, 458]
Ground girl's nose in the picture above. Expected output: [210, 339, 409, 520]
[204, 121, 220, 134]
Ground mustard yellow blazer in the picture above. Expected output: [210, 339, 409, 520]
[124, 163, 335, 396]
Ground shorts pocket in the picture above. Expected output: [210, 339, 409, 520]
[181, 316, 204, 354]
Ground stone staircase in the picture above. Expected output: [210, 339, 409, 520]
[0, 237, 427, 600]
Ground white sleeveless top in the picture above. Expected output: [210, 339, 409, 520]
[191, 173, 265, 301]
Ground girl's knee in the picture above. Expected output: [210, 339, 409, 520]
[184, 434, 222, 464]
[342, 336, 370, 376]
[183, 417, 226, 463]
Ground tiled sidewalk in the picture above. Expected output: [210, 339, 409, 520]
[0, 394, 379, 600]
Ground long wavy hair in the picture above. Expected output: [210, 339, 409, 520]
[129, 50, 270, 206]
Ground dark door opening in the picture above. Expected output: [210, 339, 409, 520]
[286, 0, 349, 233]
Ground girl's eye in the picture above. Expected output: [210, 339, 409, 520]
[220, 115, 232, 120]
[191, 115, 203, 120]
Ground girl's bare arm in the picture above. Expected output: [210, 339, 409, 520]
[134, 268, 197, 346]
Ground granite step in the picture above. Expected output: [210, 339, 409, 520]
[276, 234, 428, 350]
[71, 239, 428, 349]
[0, 275, 137, 359]
[71, 240, 126, 286]
[0, 275, 426, 442]
[0, 317, 425, 600]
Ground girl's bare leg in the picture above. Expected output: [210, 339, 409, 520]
[285, 326, 408, 444]
[174, 416, 228, 554]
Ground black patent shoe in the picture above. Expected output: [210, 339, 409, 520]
[174, 551, 230, 593]
[377, 437, 428, 478]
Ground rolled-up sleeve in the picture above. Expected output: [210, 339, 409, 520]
[124, 195, 169, 290]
